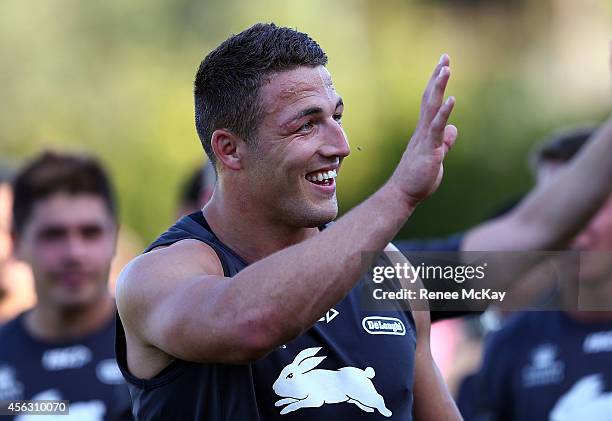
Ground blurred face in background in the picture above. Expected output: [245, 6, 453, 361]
[570, 196, 612, 286]
[538, 160, 612, 286]
[14, 192, 116, 311]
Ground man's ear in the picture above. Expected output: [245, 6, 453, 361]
[211, 129, 246, 171]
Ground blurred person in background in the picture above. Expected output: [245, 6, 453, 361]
[175, 160, 215, 218]
[463, 128, 612, 421]
[403, 121, 612, 397]
[397, 122, 612, 255]
[395, 115, 612, 328]
[0, 152, 132, 420]
[0, 168, 35, 325]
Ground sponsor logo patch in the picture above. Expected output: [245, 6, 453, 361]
[361, 316, 406, 336]
[96, 359, 125, 385]
[42, 345, 92, 371]
[583, 331, 612, 354]
[521, 344, 564, 387]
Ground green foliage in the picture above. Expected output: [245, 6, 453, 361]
[1, 0, 610, 243]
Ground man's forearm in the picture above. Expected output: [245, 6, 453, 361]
[221, 183, 415, 347]
[463, 118, 612, 251]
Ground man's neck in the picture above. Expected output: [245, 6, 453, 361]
[202, 193, 320, 263]
[25, 294, 115, 342]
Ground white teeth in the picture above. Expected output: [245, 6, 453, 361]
[306, 169, 338, 182]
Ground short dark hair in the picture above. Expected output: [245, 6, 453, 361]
[194, 23, 328, 165]
[529, 126, 597, 172]
[12, 151, 117, 236]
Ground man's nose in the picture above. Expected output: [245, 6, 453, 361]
[64, 234, 88, 261]
[319, 120, 351, 159]
[572, 227, 595, 250]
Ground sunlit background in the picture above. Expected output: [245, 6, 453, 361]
[1, 0, 611, 247]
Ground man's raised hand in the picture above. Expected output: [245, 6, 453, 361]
[388, 54, 457, 207]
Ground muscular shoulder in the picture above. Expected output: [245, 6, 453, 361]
[121, 239, 222, 284]
[115, 240, 223, 327]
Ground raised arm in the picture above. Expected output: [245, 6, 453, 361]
[116, 55, 458, 365]
[462, 118, 612, 251]
[463, 46, 612, 251]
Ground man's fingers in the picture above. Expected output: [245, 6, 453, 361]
[421, 54, 450, 112]
[432, 53, 450, 79]
[429, 96, 456, 145]
[422, 67, 451, 126]
[442, 124, 458, 152]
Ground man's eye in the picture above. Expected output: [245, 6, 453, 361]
[298, 122, 314, 132]
[81, 225, 104, 240]
[38, 228, 66, 242]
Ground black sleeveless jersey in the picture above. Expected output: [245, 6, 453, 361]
[116, 212, 417, 420]
[0, 311, 132, 420]
[467, 311, 612, 421]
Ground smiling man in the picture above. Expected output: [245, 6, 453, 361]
[116, 23, 461, 420]
[0, 152, 132, 420]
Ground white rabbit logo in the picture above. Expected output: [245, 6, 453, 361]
[272, 347, 392, 417]
[550, 374, 612, 421]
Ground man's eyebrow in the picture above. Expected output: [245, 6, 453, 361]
[292, 106, 323, 122]
[289, 98, 344, 122]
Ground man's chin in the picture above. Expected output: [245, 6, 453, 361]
[305, 205, 338, 227]
[51, 291, 100, 311]
[280, 197, 338, 228]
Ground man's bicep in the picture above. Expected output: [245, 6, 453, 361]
[144, 273, 239, 361]
[116, 241, 239, 362]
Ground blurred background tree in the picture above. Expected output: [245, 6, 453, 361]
[1, 0, 610, 244]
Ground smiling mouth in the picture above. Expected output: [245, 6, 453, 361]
[305, 169, 337, 186]
[55, 271, 91, 284]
